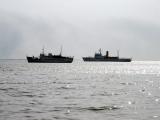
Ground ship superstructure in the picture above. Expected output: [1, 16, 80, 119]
[27, 48, 73, 63]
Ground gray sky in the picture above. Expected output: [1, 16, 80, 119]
[0, 0, 160, 60]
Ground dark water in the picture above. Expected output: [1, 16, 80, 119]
[0, 60, 160, 120]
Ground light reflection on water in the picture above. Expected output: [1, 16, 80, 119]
[0, 60, 160, 120]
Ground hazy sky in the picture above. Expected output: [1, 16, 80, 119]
[0, 0, 160, 60]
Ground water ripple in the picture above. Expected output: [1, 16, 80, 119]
[83, 106, 120, 111]
[1, 60, 160, 120]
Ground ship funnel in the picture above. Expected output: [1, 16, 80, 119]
[106, 51, 109, 58]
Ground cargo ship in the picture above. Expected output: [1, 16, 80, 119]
[82, 49, 131, 62]
[27, 48, 73, 63]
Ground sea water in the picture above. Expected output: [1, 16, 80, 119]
[0, 60, 160, 120]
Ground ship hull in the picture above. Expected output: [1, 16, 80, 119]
[27, 57, 73, 63]
[83, 57, 131, 62]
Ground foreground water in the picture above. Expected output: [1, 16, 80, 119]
[0, 60, 160, 120]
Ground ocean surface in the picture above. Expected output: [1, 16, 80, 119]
[0, 60, 160, 120]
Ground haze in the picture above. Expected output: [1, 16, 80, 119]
[0, 0, 160, 60]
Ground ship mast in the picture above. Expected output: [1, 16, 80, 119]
[117, 50, 119, 58]
[99, 48, 102, 55]
[60, 46, 63, 56]
[42, 46, 45, 55]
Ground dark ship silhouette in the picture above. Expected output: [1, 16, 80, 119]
[27, 48, 73, 63]
[83, 49, 131, 62]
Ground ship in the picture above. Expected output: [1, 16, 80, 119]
[83, 49, 131, 62]
[26, 47, 73, 63]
